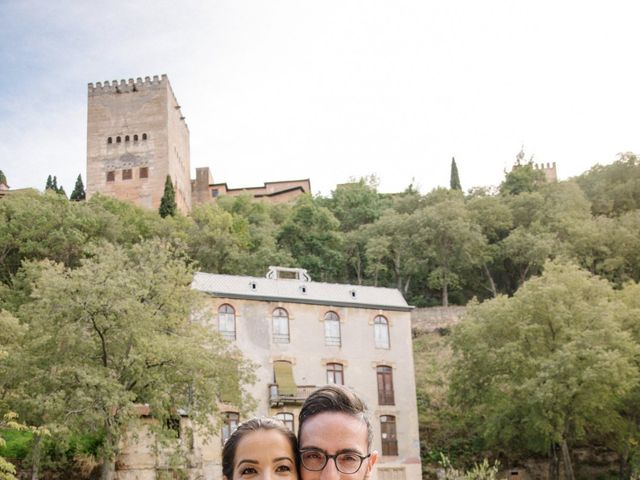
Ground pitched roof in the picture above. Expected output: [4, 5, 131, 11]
[192, 272, 412, 312]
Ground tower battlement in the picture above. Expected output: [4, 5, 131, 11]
[88, 74, 168, 95]
[534, 161, 558, 182]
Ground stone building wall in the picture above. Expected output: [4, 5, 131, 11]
[86, 75, 191, 214]
[411, 306, 466, 334]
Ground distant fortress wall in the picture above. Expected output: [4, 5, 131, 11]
[411, 306, 466, 333]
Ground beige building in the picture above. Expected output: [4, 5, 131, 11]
[116, 266, 422, 480]
[192, 167, 311, 205]
[86, 75, 310, 213]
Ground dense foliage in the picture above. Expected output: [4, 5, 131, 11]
[1, 154, 640, 477]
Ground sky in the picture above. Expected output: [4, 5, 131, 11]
[1, 0, 639, 196]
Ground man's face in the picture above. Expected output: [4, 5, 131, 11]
[299, 412, 378, 480]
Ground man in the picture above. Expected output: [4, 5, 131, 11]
[298, 385, 379, 480]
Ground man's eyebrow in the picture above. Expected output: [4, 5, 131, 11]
[299, 447, 365, 455]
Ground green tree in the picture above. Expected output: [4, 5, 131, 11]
[0, 191, 91, 282]
[450, 262, 639, 480]
[450, 157, 462, 191]
[51, 176, 58, 192]
[186, 203, 247, 273]
[0, 311, 26, 480]
[575, 152, 640, 216]
[44, 176, 53, 191]
[159, 175, 177, 218]
[277, 195, 343, 281]
[500, 163, 546, 196]
[70, 174, 86, 201]
[411, 191, 486, 306]
[0, 171, 7, 187]
[10, 241, 253, 479]
[325, 176, 382, 232]
[362, 211, 416, 293]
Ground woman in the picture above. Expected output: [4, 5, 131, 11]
[222, 417, 299, 480]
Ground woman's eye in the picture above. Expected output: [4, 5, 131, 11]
[276, 465, 291, 472]
[241, 467, 257, 475]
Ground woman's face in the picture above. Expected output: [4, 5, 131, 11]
[230, 429, 298, 480]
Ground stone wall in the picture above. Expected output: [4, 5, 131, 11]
[411, 306, 466, 334]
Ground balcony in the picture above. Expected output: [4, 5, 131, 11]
[269, 384, 317, 407]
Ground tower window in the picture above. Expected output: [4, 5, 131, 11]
[374, 315, 390, 349]
[218, 304, 236, 341]
[324, 311, 341, 347]
[377, 366, 395, 405]
[142, 133, 148, 140]
[116, 136, 121, 143]
[122, 169, 132, 180]
[274, 412, 294, 432]
[106, 171, 115, 182]
[221, 412, 239, 445]
[380, 416, 398, 456]
[326, 362, 344, 385]
[133, 134, 139, 141]
[272, 308, 290, 343]
[107, 137, 113, 144]
[125, 135, 130, 142]
[139, 167, 148, 179]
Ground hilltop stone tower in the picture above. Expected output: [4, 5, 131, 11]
[86, 74, 191, 213]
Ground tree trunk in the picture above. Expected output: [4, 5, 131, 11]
[100, 458, 115, 480]
[482, 263, 497, 297]
[549, 443, 560, 480]
[30, 434, 42, 480]
[561, 439, 576, 480]
[100, 420, 117, 480]
[442, 271, 449, 307]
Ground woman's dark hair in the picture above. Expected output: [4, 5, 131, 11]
[222, 417, 298, 480]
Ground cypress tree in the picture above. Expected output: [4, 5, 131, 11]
[159, 175, 177, 217]
[70, 174, 86, 201]
[45, 175, 53, 191]
[51, 176, 58, 192]
[0, 170, 7, 186]
[57, 186, 67, 198]
[450, 157, 462, 191]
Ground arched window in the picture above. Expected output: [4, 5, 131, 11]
[374, 316, 390, 349]
[107, 137, 113, 144]
[116, 136, 121, 143]
[380, 415, 398, 456]
[376, 365, 394, 405]
[133, 134, 139, 141]
[221, 412, 239, 445]
[326, 362, 344, 385]
[125, 135, 130, 142]
[142, 133, 148, 140]
[218, 304, 236, 340]
[324, 311, 341, 346]
[275, 412, 294, 431]
[272, 308, 289, 343]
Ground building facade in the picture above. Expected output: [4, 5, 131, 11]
[87, 75, 309, 213]
[198, 266, 421, 480]
[115, 267, 421, 480]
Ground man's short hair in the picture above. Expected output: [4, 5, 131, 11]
[298, 384, 374, 450]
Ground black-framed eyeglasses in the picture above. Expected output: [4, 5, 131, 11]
[300, 449, 371, 474]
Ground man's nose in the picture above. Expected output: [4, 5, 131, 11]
[320, 458, 341, 480]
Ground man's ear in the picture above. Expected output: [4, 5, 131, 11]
[364, 451, 379, 479]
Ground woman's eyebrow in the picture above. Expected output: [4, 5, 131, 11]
[237, 459, 259, 466]
[274, 457, 294, 462]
